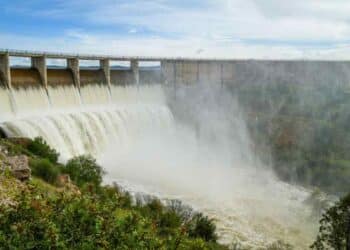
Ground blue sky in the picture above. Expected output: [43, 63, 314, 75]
[0, 0, 350, 59]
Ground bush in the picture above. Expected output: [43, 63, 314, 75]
[311, 192, 350, 249]
[0, 177, 227, 250]
[27, 137, 59, 163]
[64, 155, 105, 188]
[0, 187, 163, 249]
[29, 158, 60, 184]
[188, 213, 218, 242]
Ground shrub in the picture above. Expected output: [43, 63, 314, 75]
[0, 187, 163, 250]
[0, 189, 62, 249]
[64, 155, 105, 188]
[29, 158, 60, 184]
[188, 213, 218, 242]
[158, 210, 182, 236]
[167, 199, 194, 223]
[311, 192, 350, 249]
[0, 176, 227, 250]
[27, 137, 59, 163]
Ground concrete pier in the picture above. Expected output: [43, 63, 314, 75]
[67, 58, 80, 88]
[100, 59, 111, 87]
[31, 56, 47, 88]
[131, 60, 139, 86]
[0, 53, 11, 88]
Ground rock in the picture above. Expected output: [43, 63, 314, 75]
[0, 197, 17, 208]
[56, 174, 81, 195]
[56, 174, 71, 187]
[7, 155, 31, 181]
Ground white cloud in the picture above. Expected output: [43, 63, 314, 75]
[128, 28, 138, 34]
[71, 0, 350, 42]
[1, 31, 350, 60]
[2, 0, 350, 58]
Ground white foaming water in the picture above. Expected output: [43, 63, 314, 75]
[48, 85, 81, 109]
[80, 84, 110, 106]
[0, 83, 317, 248]
[0, 88, 13, 119]
[110, 85, 166, 105]
[1, 104, 173, 161]
[11, 86, 50, 115]
[101, 119, 317, 249]
[110, 85, 138, 104]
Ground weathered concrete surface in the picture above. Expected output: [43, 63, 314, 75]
[67, 58, 80, 88]
[47, 69, 75, 86]
[100, 59, 111, 87]
[0, 53, 11, 88]
[10, 68, 42, 89]
[139, 70, 161, 85]
[110, 70, 133, 85]
[1, 49, 350, 93]
[162, 60, 350, 87]
[131, 60, 139, 85]
[31, 56, 47, 87]
[80, 69, 106, 86]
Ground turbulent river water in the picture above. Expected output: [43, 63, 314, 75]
[0, 84, 318, 249]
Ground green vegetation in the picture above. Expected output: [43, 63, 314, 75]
[63, 155, 105, 188]
[29, 158, 60, 184]
[232, 82, 350, 195]
[311, 192, 350, 250]
[188, 213, 217, 242]
[27, 137, 59, 163]
[0, 138, 226, 249]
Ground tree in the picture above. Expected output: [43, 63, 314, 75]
[63, 155, 105, 188]
[311, 193, 350, 250]
[27, 137, 59, 163]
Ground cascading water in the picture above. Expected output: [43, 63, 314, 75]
[0, 82, 318, 248]
[48, 85, 81, 108]
[11, 86, 51, 114]
[0, 87, 13, 118]
[80, 84, 111, 106]
[0, 84, 172, 160]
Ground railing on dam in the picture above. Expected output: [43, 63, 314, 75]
[1, 48, 350, 92]
[0, 48, 234, 62]
[1, 48, 350, 62]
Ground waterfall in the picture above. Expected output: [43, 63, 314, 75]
[0, 84, 171, 160]
[0, 88, 13, 119]
[48, 85, 81, 109]
[1, 105, 173, 160]
[80, 84, 110, 106]
[11, 86, 51, 115]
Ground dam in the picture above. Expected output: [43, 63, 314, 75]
[1, 49, 350, 92]
[1, 48, 350, 157]
[0, 49, 349, 248]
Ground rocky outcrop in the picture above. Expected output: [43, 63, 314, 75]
[0, 140, 31, 182]
[56, 174, 81, 195]
[6, 155, 31, 181]
[56, 174, 71, 187]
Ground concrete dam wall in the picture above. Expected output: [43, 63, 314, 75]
[1, 50, 350, 101]
[162, 60, 350, 87]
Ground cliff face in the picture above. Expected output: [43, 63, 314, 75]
[0, 139, 31, 181]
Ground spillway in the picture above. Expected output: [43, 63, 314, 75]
[0, 88, 13, 118]
[0, 84, 170, 160]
